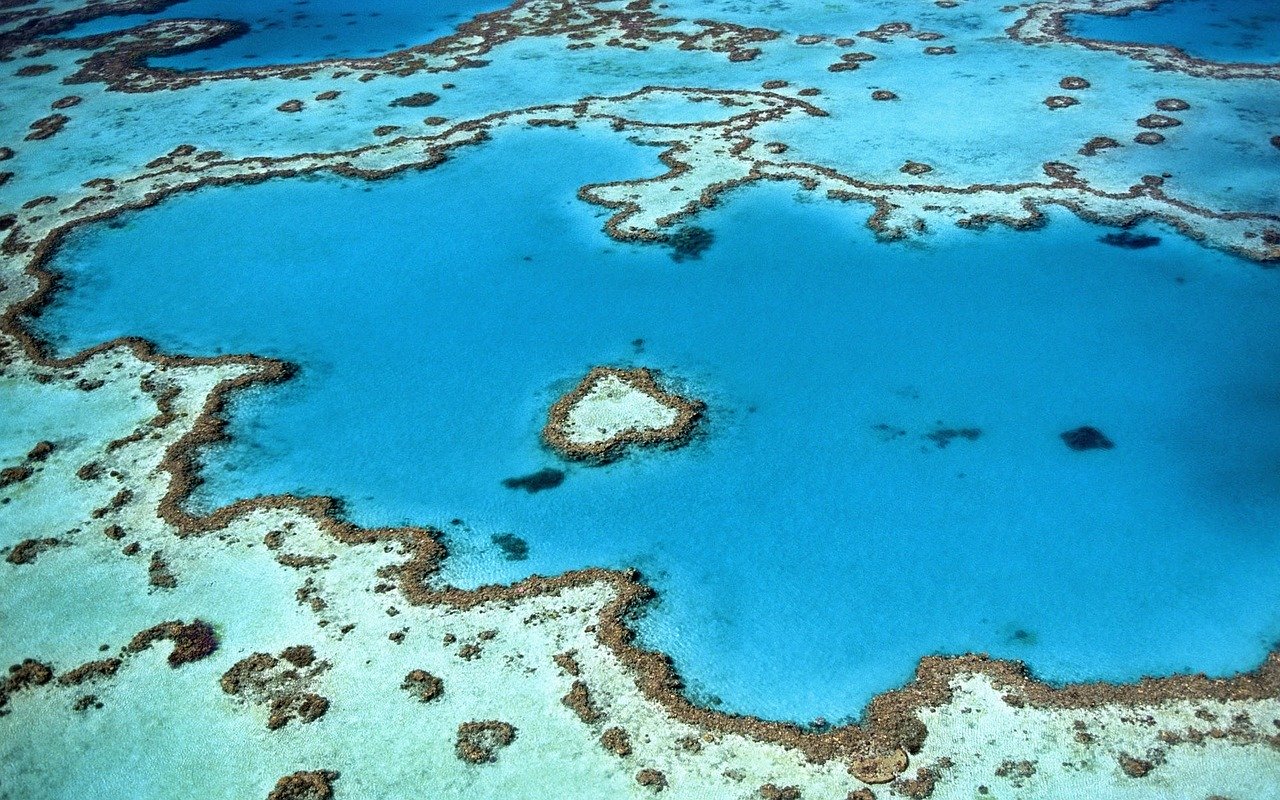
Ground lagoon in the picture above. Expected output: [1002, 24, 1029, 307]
[34, 123, 1280, 723]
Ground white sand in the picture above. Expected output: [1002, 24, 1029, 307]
[562, 373, 680, 446]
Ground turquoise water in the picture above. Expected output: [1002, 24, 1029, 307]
[1070, 0, 1280, 64]
[64, 0, 498, 69]
[34, 125, 1280, 723]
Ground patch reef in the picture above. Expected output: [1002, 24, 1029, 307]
[543, 367, 703, 462]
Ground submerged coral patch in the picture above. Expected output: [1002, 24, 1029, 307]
[1060, 426, 1114, 451]
[490, 532, 530, 561]
[1100, 231, 1160, 249]
[501, 468, 565, 493]
[667, 225, 714, 262]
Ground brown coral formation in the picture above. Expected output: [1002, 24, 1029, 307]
[389, 92, 439, 108]
[1135, 132, 1165, 145]
[14, 63, 56, 77]
[0, 659, 53, 711]
[759, 785, 801, 799]
[601, 726, 632, 756]
[871, 90, 898, 101]
[858, 22, 916, 43]
[1, 464, 33, 487]
[277, 100, 304, 113]
[1137, 113, 1181, 129]
[57, 658, 122, 686]
[220, 647, 330, 730]
[5, 537, 61, 565]
[24, 114, 68, 141]
[553, 650, 582, 676]
[72, 694, 101, 712]
[125, 620, 218, 667]
[900, 161, 932, 176]
[148, 551, 178, 588]
[994, 759, 1036, 779]
[401, 669, 443, 702]
[1155, 98, 1190, 112]
[50, 95, 82, 110]
[1059, 76, 1090, 90]
[562, 679, 604, 724]
[636, 768, 668, 790]
[849, 749, 909, 784]
[455, 720, 517, 763]
[1118, 753, 1154, 777]
[542, 366, 703, 463]
[266, 770, 339, 800]
[90, 488, 133, 519]
[1043, 95, 1079, 109]
[1079, 136, 1120, 156]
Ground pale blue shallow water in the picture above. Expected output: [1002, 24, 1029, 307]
[64, 0, 497, 69]
[35, 125, 1280, 723]
[1070, 0, 1280, 64]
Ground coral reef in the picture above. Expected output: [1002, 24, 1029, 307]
[124, 620, 218, 667]
[401, 669, 443, 703]
[220, 647, 330, 730]
[265, 770, 339, 800]
[1060, 426, 1114, 451]
[543, 367, 703, 462]
[455, 720, 517, 763]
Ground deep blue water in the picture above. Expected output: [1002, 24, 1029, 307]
[1070, 0, 1280, 64]
[36, 126, 1280, 722]
[64, 0, 498, 70]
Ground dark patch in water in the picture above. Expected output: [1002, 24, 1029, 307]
[668, 225, 714, 262]
[1061, 426, 1114, 451]
[924, 426, 981, 449]
[632, 337, 645, 354]
[1010, 628, 1038, 645]
[491, 532, 529, 561]
[1099, 231, 1161, 249]
[872, 422, 907, 441]
[501, 467, 565, 493]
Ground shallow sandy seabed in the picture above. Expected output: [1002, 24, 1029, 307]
[1, 0, 1279, 797]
